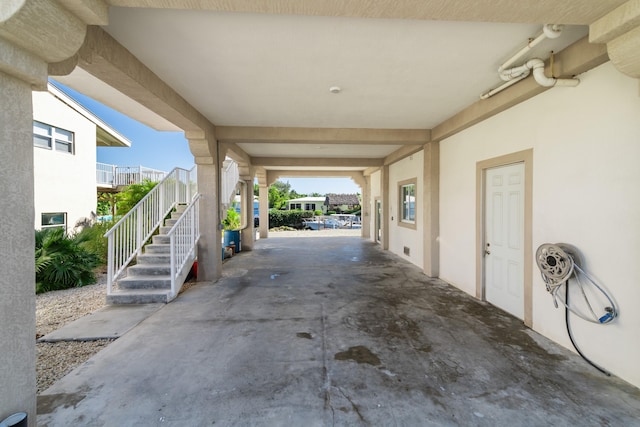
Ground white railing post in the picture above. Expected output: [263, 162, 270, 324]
[170, 233, 176, 298]
[107, 234, 114, 294]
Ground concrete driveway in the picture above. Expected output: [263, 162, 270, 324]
[38, 236, 640, 426]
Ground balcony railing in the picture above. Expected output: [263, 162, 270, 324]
[97, 163, 167, 188]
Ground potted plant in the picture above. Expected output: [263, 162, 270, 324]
[222, 208, 241, 253]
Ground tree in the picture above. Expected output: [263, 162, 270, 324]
[97, 192, 119, 217]
[268, 180, 293, 209]
[116, 180, 158, 215]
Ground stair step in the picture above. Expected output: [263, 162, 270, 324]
[117, 275, 171, 289]
[127, 264, 172, 276]
[137, 253, 171, 264]
[159, 226, 172, 234]
[152, 235, 170, 244]
[175, 204, 187, 213]
[107, 289, 171, 305]
[145, 244, 170, 254]
[165, 219, 178, 227]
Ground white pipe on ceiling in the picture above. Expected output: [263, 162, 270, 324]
[480, 24, 579, 99]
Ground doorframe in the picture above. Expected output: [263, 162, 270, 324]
[476, 149, 533, 327]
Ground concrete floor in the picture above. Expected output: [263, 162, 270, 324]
[38, 237, 640, 426]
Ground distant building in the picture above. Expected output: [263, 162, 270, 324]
[325, 193, 360, 212]
[287, 196, 326, 213]
[32, 82, 130, 232]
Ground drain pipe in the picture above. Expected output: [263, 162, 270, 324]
[499, 24, 563, 75]
[481, 24, 578, 99]
[481, 59, 579, 99]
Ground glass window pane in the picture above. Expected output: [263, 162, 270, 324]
[33, 134, 51, 149]
[55, 140, 73, 153]
[33, 121, 51, 137]
[42, 212, 66, 226]
[55, 128, 73, 142]
[401, 183, 416, 222]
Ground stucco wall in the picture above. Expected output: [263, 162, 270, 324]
[388, 150, 424, 268]
[439, 62, 640, 388]
[32, 90, 97, 232]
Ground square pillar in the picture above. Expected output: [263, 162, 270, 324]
[422, 142, 440, 278]
[381, 165, 390, 250]
[194, 156, 222, 281]
[0, 71, 37, 423]
[258, 184, 269, 238]
[361, 175, 371, 239]
[240, 179, 255, 250]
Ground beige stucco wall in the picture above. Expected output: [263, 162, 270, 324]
[32, 90, 98, 232]
[388, 150, 424, 268]
[439, 61, 640, 388]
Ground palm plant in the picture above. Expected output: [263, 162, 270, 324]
[35, 228, 100, 293]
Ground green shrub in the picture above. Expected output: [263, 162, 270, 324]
[35, 228, 100, 294]
[76, 221, 113, 264]
[116, 179, 158, 215]
[223, 208, 241, 230]
[268, 210, 313, 228]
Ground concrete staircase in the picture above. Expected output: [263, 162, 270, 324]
[106, 205, 188, 304]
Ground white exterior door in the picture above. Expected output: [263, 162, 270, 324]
[485, 163, 525, 319]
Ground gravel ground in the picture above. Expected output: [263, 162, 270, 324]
[36, 274, 198, 394]
[36, 275, 111, 394]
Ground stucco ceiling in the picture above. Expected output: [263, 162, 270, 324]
[104, 8, 587, 130]
[55, 1, 613, 174]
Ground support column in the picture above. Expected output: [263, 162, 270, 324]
[381, 165, 390, 250]
[361, 175, 371, 239]
[240, 179, 255, 251]
[0, 68, 37, 427]
[422, 142, 440, 278]
[258, 184, 269, 238]
[189, 134, 222, 281]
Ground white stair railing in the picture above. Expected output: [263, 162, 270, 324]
[220, 158, 239, 210]
[167, 193, 201, 299]
[105, 166, 197, 294]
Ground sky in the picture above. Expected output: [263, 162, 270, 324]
[53, 81, 360, 195]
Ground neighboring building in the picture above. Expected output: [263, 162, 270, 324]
[32, 82, 130, 232]
[287, 196, 327, 213]
[325, 193, 360, 212]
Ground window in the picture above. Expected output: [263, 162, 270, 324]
[290, 203, 302, 210]
[33, 121, 74, 154]
[398, 179, 417, 229]
[41, 212, 67, 231]
[305, 203, 315, 211]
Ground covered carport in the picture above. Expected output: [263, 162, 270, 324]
[37, 236, 640, 425]
[2, 1, 640, 423]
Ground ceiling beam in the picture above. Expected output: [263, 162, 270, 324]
[252, 157, 383, 168]
[220, 142, 251, 165]
[217, 126, 429, 145]
[106, 0, 627, 25]
[384, 145, 425, 166]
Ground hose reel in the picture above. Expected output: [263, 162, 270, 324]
[536, 243, 619, 375]
[536, 243, 617, 324]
